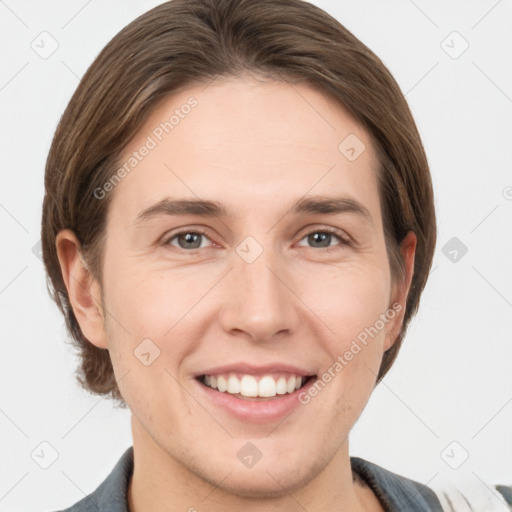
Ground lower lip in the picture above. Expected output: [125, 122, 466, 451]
[193, 377, 317, 423]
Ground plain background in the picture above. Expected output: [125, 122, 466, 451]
[1, 0, 511, 510]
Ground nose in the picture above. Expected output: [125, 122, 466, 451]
[218, 243, 300, 343]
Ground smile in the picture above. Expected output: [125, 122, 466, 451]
[198, 373, 313, 400]
[193, 363, 317, 421]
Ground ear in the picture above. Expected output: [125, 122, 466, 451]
[384, 230, 417, 351]
[55, 229, 108, 349]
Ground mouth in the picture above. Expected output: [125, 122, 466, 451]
[195, 373, 317, 401]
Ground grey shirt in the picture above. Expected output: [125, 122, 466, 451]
[50, 446, 511, 511]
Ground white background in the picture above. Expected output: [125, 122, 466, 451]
[1, 0, 511, 510]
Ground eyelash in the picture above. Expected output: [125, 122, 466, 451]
[162, 227, 351, 252]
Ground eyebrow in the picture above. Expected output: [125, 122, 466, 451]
[134, 195, 373, 225]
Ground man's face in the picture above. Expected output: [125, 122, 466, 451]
[96, 77, 406, 495]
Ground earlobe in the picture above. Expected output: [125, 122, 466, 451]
[55, 229, 108, 349]
[384, 231, 417, 351]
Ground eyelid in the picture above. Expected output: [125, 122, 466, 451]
[162, 224, 353, 252]
[162, 226, 217, 248]
[296, 224, 353, 246]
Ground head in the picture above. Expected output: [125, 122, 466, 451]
[42, 0, 435, 497]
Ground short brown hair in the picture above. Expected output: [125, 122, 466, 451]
[42, 0, 436, 406]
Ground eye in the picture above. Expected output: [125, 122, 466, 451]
[163, 227, 350, 252]
[297, 228, 349, 249]
[164, 229, 214, 250]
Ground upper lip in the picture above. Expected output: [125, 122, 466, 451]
[194, 362, 316, 378]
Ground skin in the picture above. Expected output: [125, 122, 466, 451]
[56, 76, 416, 512]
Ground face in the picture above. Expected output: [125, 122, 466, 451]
[66, 77, 414, 497]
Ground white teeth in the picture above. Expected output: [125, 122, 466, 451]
[217, 375, 227, 392]
[276, 376, 287, 395]
[240, 375, 258, 397]
[258, 376, 276, 397]
[202, 373, 308, 398]
[227, 375, 240, 394]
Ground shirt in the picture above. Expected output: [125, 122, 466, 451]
[51, 446, 512, 512]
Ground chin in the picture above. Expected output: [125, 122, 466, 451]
[205, 469, 310, 499]
[191, 452, 325, 500]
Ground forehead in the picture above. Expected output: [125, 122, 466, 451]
[109, 77, 381, 221]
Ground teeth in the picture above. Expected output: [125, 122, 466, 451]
[276, 376, 287, 395]
[258, 376, 276, 397]
[227, 375, 240, 394]
[240, 375, 258, 397]
[202, 373, 307, 398]
[217, 375, 227, 392]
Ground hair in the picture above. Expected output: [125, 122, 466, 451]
[41, 0, 436, 406]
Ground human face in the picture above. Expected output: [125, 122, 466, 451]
[98, 77, 408, 496]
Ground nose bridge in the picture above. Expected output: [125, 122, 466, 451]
[220, 237, 298, 340]
[240, 244, 281, 300]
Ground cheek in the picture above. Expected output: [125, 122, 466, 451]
[303, 262, 393, 388]
[104, 257, 213, 332]
[101, 263, 196, 423]
[101, 260, 222, 387]
[301, 260, 392, 332]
